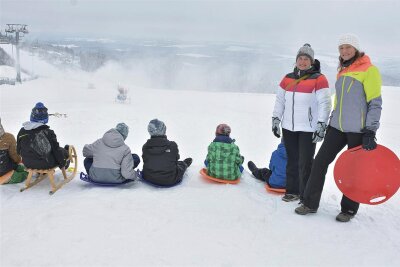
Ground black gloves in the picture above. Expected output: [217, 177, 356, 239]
[361, 128, 377, 150]
[272, 117, 281, 138]
[312, 122, 327, 143]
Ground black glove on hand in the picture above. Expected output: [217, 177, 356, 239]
[312, 121, 327, 143]
[361, 128, 377, 150]
[272, 117, 281, 138]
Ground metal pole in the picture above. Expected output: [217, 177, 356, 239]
[15, 31, 21, 83]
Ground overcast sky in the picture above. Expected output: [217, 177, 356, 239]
[1, 0, 399, 54]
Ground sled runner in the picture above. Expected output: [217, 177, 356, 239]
[80, 172, 135, 186]
[199, 168, 240, 184]
[20, 145, 78, 195]
[265, 183, 286, 194]
[334, 145, 400, 205]
[137, 170, 182, 188]
[0, 170, 14, 185]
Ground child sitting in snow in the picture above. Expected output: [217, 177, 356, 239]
[0, 118, 28, 184]
[142, 119, 192, 186]
[82, 123, 140, 184]
[247, 141, 287, 189]
[205, 124, 244, 181]
[0, 118, 20, 176]
[17, 102, 70, 171]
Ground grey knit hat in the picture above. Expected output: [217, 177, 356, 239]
[148, 119, 166, 136]
[296, 43, 314, 62]
[115, 123, 129, 140]
[0, 118, 4, 137]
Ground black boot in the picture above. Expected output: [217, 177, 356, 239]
[63, 145, 70, 169]
[248, 161, 267, 182]
[184, 158, 193, 167]
[248, 161, 258, 174]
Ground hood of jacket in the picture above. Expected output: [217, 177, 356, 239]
[145, 136, 170, 155]
[0, 118, 4, 137]
[277, 143, 287, 158]
[23, 121, 46, 130]
[293, 59, 321, 79]
[339, 55, 371, 74]
[213, 135, 234, 144]
[102, 129, 125, 148]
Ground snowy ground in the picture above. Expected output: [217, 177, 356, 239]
[1, 47, 400, 267]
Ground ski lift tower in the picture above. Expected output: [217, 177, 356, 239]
[5, 24, 29, 83]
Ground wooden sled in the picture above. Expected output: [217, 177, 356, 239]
[265, 183, 286, 194]
[199, 168, 240, 184]
[0, 170, 14, 185]
[20, 145, 78, 195]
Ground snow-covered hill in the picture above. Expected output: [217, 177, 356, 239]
[0, 47, 399, 267]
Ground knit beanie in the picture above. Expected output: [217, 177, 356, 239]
[115, 122, 129, 140]
[30, 102, 49, 124]
[338, 33, 360, 51]
[296, 43, 314, 62]
[0, 118, 5, 137]
[215, 123, 231, 136]
[148, 119, 166, 136]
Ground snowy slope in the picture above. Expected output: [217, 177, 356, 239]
[1, 54, 400, 267]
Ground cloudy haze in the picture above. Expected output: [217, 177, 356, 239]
[1, 0, 399, 54]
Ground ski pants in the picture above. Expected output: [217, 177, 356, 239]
[175, 161, 189, 184]
[282, 129, 316, 199]
[303, 126, 363, 215]
[84, 154, 140, 175]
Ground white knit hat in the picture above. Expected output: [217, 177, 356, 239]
[338, 33, 361, 51]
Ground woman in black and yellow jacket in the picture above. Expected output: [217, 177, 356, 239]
[295, 34, 382, 222]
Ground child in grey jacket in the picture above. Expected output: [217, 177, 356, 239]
[82, 123, 140, 184]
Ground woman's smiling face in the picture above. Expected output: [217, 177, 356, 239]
[339, 44, 357, 61]
[296, 55, 312, 70]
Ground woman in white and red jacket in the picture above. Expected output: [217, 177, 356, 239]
[272, 44, 332, 202]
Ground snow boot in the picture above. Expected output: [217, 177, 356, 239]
[336, 212, 354, 222]
[282, 194, 300, 202]
[295, 204, 318, 215]
[247, 161, 263, 180]
[63, 145, 70, 169]
[247, 161, 258, 174]
[184, 158, 193, 167]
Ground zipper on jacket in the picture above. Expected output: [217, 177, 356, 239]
[347, 78, 354, 93]
[339, 76, 346, 131]
[308, 107, 313, 128]
[361, 109, 364, 129]
[292, 86, 296, 131]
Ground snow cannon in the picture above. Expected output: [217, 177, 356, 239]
[334, 145, 400, 205]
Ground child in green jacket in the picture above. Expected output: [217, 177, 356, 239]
[205, 124, 244, 180]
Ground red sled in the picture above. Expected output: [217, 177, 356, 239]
[199, 168, 240, 184]
[334, 145, 400, 205]
[265, 183, 286, 194]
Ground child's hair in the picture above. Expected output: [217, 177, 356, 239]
[215, 124, 231, 136]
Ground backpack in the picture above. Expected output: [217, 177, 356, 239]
[30, 130, 52, 162]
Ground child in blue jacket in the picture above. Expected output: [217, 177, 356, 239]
[248, 142, 287, 188]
